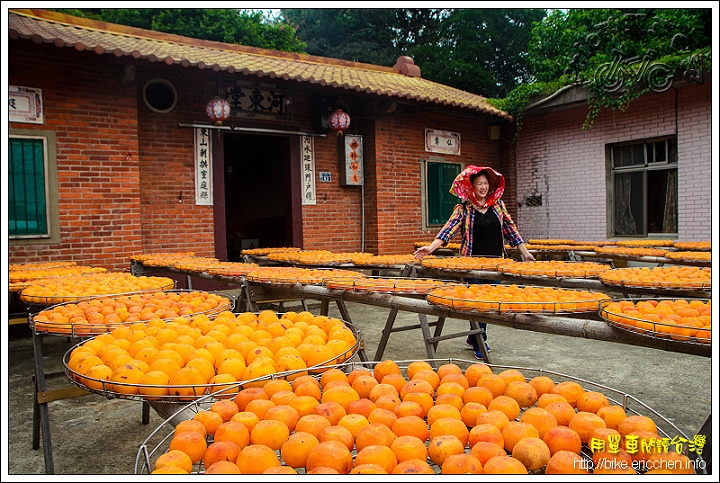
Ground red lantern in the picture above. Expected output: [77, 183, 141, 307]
[206, 97, 231, 126]
[328, 108, 351, 134]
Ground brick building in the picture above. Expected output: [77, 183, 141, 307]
[7, 10, 712, 273]
[8, 9, 515, 271]
[513, 79, 712, 242]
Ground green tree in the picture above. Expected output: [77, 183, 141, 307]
[528, 8, 710, 84]
[281, 9, 402, 66]
[52, 8, 306, 52]
[408, 9, 546, 98]
[492, 8, 712, 130]
[283, 8, 545, 99]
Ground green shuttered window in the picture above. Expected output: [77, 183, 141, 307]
[9, 137, 49, 237]
[426, 161, 461, 226]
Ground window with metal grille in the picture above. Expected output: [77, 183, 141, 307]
[610, 137, 677, 237]
[9, 136, 49, 237]
[423, 160, 462, 227]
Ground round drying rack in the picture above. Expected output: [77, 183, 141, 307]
[62, 314, 362, 404]
[599, 297, 711, 347]
[426, 284, 612, 315]
[134, 358, 707, 475]
[323, 275, 459, 295]
[29, 289, 237, 337]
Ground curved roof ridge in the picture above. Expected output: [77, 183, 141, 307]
[10, 9, 400, 73]
[8, 8, 512, 120]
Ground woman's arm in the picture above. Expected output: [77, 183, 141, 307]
[496, 200, 535, 261]
[413, 238, 444, 259]
[515, 242, 535, 261]
[414, 203, 466, 259]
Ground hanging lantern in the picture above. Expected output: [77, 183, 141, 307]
[328, 108, 351, 135]
[206, 97, 231, 126]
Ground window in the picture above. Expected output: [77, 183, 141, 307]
[142, 78, 177, 113]
[609, 137, 677, 237]
[9, 130, 59, 243]
[421, 160, 462, 228]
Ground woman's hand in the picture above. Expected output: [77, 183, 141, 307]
[518, 243, 535, 261]
[414, 239, 443, 259]
[413, 246, 432, 259]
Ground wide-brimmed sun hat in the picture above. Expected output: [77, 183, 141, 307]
[449, 165, 505, 208]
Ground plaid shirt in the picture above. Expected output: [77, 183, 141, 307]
[435, 199, 524, 256]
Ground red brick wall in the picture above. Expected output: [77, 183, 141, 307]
[300, 130, 365, 252]
[135, 67, 218, 258]
[300, 111, 509, 255]
[9, 44, 143, 271]
[9, 38, 513, 268]
[372, 111, 505, 255]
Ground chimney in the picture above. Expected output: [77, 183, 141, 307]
[393, 56, 421, 78]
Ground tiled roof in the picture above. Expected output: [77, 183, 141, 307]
[8, 9, 512, 121]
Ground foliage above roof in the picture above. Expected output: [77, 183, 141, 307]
[8, 8, 512, 121]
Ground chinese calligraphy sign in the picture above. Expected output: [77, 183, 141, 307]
[302, 135, 316, 205]
[218, 78, 292, 121]
[194, 127, 213, 205]
[425, 129, 461, 155]
[9, 85, 43, 124]
[340, 135, 363, 186]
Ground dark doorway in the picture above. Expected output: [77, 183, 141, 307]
[223, 133, 293, 261]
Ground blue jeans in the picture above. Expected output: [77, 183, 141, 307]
[465, 278, 500, 347]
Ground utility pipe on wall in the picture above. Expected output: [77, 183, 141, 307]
[361, 184, 365, 252]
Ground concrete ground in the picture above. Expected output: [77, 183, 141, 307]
[3, 297, 716, 477]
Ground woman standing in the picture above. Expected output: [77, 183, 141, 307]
[413, 165, 534, 359]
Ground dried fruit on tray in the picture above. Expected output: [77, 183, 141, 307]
[138, 359, 702, 475]
[9, 260, 77, 271]
[241, 247, 302, 256]
[600, 299, 711, 344]
[421, 256, 515, 272]
[427, 284, 611, 313]
[324, 276, 451, 294]
[599, 266, 711, 290]
[672, 241, 711, 251]
[31, 290, 234, 335]
[64, 310, 360, 402]
[498, 261, 611, 279]
[19, 272, 175, 305]
[246, 266, 364, 285]
[664, 251, 711, 262]
[351, 253, 418, 266]
[267, 250, 356, 265]
[10, 265, 107, 283]
[593, 246, 668, 258]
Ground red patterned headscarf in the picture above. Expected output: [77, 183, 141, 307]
[450, 165, 505, 208]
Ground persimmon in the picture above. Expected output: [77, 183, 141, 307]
[154, 449, 193, 474]
[354, 444, 398, 473]
[428, 434, 465, 466]
[355, 422, 397, 451]
[250, 419, 290, 451]
[168, 430, 207, 464]
[305, 440, 353, 474]
[280, 431, 319, 469]
[390, 435, 428, 463]
[511, 437, 551, 471]
[235, 444, 280, 474]
[502, 420, 539, 453]
[543, 425, 582, 455]
[470, 441, 507, 466]
[318, 425, 355, 452]
[482, 455, 528, 474]
[441, 453, 483, 474]
[544, 450, 590, 474]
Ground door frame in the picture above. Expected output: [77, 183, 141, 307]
[213, 130, 304, 260]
